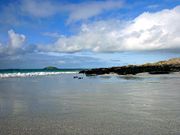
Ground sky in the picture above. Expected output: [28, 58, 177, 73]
[0, 0, 180, 69]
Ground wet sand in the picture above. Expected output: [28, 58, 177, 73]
[0, 73, 180, 135]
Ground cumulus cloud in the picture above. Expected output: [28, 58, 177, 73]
[1, 6, 180, 56]
[39, 6, 180, 53]
[8, 30, 26, 49]
[0, 30, 34, 56]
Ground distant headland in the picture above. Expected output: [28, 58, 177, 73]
[79, 58, 180, 75]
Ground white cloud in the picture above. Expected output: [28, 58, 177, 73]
[39, 6, 180, 53]
[0, 30, 27, 55]
[21, 0, 59, 17]
[8, 29, 26, 49]
[20, 0, 123, 22]
[66, 0, 123, 23]
[147, 4, 159, 9]
[57, 60, 65, 64]
[0, 0, 123, 25]
[43, 32, 61, 38]
[1, 6, 180, 56]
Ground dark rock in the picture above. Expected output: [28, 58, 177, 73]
[73, 76, 78, 78]
[79, 58, 180, 76]
[149, 71, 170, 74]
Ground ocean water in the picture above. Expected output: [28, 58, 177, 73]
[0, 73, 180, 135]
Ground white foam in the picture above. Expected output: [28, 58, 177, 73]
[0, 72, 78, 78]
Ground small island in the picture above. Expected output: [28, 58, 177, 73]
[79, 58, 180, 75]
[43, 66, 59, 70]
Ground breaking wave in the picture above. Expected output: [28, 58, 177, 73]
[0, 71, 78, 78]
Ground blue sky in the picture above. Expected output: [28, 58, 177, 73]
[0, 0, 180, 69]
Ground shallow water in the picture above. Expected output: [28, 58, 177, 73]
[0, 73, 180, 135]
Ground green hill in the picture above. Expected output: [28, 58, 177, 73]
[43, 66, 59, 70]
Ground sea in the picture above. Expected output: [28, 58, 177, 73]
[0, 70, 180, 135]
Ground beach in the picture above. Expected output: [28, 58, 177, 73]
[0, 73, 180, 135]
[0, 0, 180, 134]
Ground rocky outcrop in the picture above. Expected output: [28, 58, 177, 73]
[79, 58, 180, 75]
